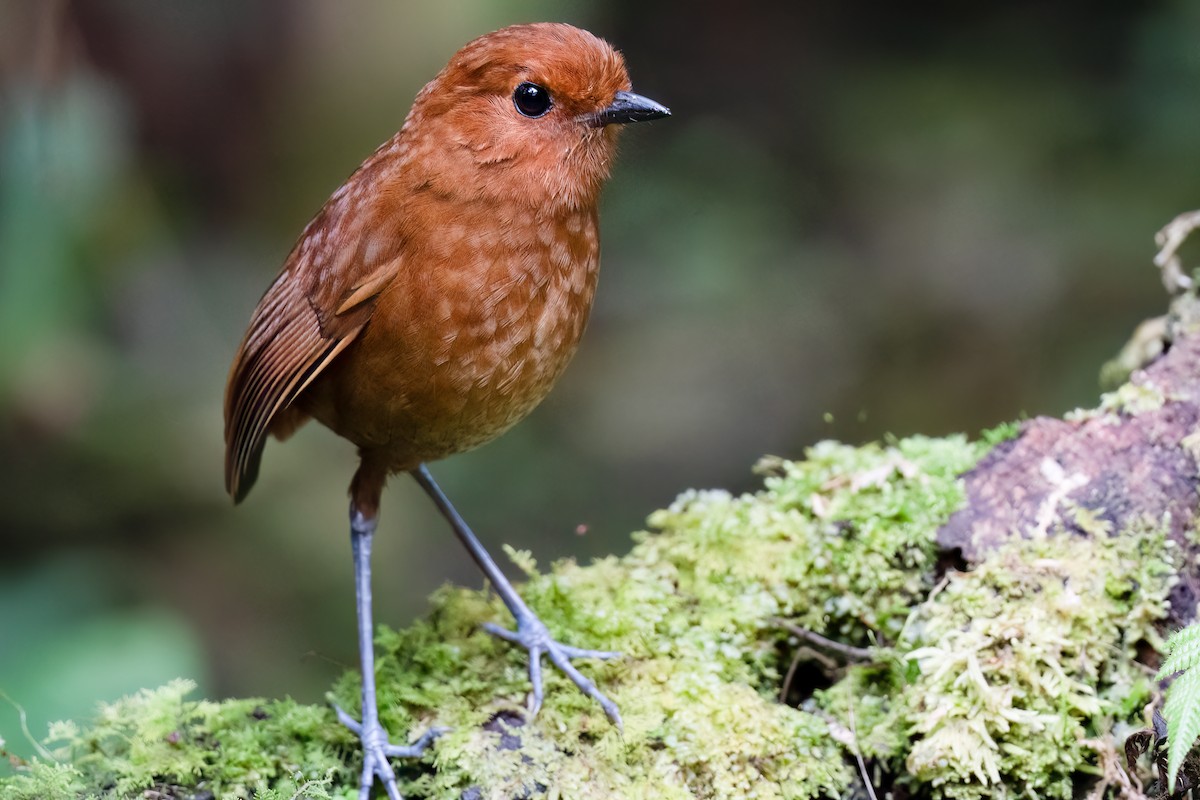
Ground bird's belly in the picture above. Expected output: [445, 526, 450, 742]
[304, 260, 596, 470]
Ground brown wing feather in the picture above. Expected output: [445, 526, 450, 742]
[224, 136, 412, 502]
[224, 198, 406, 502]
[224, 264, 363, 502]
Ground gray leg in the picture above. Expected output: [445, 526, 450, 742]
[334, 507, 445, 800]
[411, 464, 622, 729]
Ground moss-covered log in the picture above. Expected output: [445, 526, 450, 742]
[6, 281, 1200, 800]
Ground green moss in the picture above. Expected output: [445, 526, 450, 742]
[18, 679, 353, 799]
[820, 521, 1177, 800]
[978, 419, 1023, 447]
[0, 761, 87, 800]
[2, 432, 1177, 799]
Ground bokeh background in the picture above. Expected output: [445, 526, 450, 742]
[2, 0, 1197, 764]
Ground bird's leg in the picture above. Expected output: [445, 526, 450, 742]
[334, 505, 444, 800]
[412, 464, 623, 729]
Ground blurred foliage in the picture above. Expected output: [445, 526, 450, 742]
[1, 0, 1197, 771]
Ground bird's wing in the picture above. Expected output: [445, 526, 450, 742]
[223, 199, 403, 503]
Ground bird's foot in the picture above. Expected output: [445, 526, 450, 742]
[484, 612, 623, 730]
[333, 703, 446, 800]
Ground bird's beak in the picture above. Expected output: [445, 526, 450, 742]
[590, 90, 671, 127]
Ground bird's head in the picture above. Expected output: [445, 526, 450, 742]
[405, 23, 669, 210]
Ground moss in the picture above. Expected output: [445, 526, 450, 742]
[0, 760, 87, 800]
[1, 431, 1177, 799]
[17, 679, 353, 799]
[820, 520, 1177, 800]
[978, 420, 1022, 447]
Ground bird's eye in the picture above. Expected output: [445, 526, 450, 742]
[513, 82, 552, 118]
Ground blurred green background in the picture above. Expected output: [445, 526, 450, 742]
[2, 0, 1196, 765]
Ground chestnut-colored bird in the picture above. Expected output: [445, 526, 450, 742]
[223, 22, 668, 800]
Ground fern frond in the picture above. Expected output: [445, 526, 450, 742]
[1157, 623, 1200, 678]
[1162, 659, 1200, 792]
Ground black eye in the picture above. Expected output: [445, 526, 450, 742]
[513, 82, 552, 118]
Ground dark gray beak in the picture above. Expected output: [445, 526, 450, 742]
[592, 90, 671, 127]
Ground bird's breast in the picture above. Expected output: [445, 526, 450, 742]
[312, 204, 601, 466]
[442, 208, 600, 427]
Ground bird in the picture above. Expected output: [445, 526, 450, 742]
[222, 22, 669, 800]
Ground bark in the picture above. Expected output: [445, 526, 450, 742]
[939, 329, 1200, 627]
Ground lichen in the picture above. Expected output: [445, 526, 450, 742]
[1, 431, 1177, 799]
[1097, 381, 1167, 416]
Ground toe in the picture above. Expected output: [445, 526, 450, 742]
[333, 703, 363, 734]
[382, 726, 450, 758]
[546, 647, 623, 728]
[557, 644, 622, 660]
